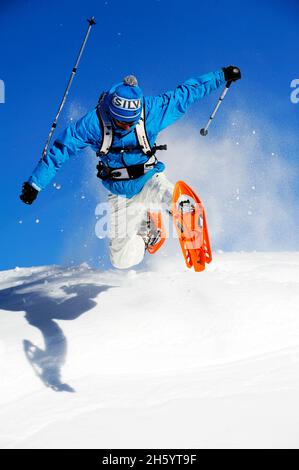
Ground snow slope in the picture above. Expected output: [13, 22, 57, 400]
[0, 252, 299, 449]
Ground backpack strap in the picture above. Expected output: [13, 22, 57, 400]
[134, 105, 152, 155]
[96, 93, 113, 156]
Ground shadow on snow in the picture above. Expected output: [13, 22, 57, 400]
[0, 269, 114, 393]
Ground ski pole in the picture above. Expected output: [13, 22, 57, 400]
[200, 80, 232, 136]
[41, 17, 96, 159]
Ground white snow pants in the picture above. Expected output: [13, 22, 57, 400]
[108, 173, 174, 269]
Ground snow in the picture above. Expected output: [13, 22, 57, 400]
[0, 252, 299, 449]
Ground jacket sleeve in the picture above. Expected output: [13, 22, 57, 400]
[146, 69, 226, 132]
[28, 108, 101, 191]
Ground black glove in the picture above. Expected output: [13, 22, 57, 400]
[20, 182, 39, 205]
[223, 65, 241, 82]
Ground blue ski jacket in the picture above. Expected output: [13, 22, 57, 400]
[29, 70, 225, 199]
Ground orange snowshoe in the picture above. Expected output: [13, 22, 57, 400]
[172, 181, 212, 272]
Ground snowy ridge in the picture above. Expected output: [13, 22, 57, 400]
[1, 252, 299, 448]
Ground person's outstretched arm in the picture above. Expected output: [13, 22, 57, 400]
[20, 109, 101, 204]
[146, 66, 241, 132]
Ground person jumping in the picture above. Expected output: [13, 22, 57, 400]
[20, 66, 241, 269]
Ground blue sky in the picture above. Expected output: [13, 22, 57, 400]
[0, 0, 298, 270]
